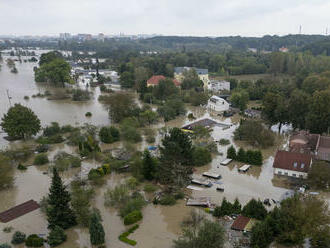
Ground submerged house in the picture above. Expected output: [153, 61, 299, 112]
[273, 150, 312, 179]
[146, 75, 180, 87]
[207, 95, 230, 113]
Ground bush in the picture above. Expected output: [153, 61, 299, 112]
[0, 244, 11, 248]
[36, 134, 64, 144]
[35, 144, 49, 153]
[118, 224, 139, 246]
[192, 146, 212, 166]
[102, 164, 111, 174]
[47, 226, 67, 247]
[17, 164, 27, 170]
[119, 194, 146, 218]
[219, 139, 230, 145]
[242, 199, 267, 220]
[85, 112, 92, 117]
[53, 152, 81, 171]
[25, 234, 44, 247]
[143, 184, 157, 193]
[60, 125, 76, 133]
[159, 195, 176, 205]
[124, 210, 143, 225]
[33, 153, 49, 165]
[11, 231, 26, 244]
[72, 89, 90, 101]
[43, 122, 61, 137]
[99, 126, 120, 143]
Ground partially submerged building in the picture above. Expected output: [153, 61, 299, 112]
[273, 150, 312, 179]
[207, 95, 230, 113]
[231, 216, 256, 232]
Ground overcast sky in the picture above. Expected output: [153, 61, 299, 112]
[1, 0, 330, 37]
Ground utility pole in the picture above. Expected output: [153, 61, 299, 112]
[6, 89, 12, 107]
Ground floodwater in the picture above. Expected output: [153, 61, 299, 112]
[0, 53, 296, 247]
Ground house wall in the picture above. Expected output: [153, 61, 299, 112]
[207, 100, 229, 112]
[274, 168, 308, 179]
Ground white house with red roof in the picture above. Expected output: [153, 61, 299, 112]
[273, 150, 312, 179]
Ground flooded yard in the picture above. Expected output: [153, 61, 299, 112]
[0, 56, 294, 247]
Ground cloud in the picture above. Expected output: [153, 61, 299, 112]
[0, 0, 329, 36]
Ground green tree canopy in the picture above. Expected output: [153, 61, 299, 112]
[1, 104, 41, 139]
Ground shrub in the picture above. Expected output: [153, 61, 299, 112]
[17, 164, 27, 170]
[35, 144, 49, 153]
[36, 134, 64, 144]
[219, 139, 230, 145]
[192, 146, 212, 166]
[24, 96, 29, 100]
[11, 231, 26, 244]
[124, 210, 143, 225]
[3, 227, 13, 233]
[118, 224, 139, 246]
[242, 199, 268, 220]
[25, 234, 44, 247]
[47, 226, 67, 247]
[0, 244, 11, 248]
[60, 125, 76, 133]
[99, 126, 120, 143]
[159, 195, 176, 205]
[146, 135, 155, 143]
[143, 184, 157, 193]
[43, 122, 61, 137]
[119, 194, 146, 218]
[53, 152, 81, 171]
[104, 184, 130, 207]
[174, 191, 185, 200]
[126, 177, 139, 190]
[33, 153, 49, 165]
[102, 164, 111, 174]
[85, 112, 92, 117]
[72, 89, 90, 101]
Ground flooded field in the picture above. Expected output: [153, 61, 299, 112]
[0, 55, 294, 247]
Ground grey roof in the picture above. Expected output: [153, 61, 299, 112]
[174, 67, 208, 75]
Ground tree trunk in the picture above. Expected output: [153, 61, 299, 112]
[278, 122, 282, 134]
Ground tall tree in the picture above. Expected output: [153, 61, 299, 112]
[306, 90, 330, 134]
[158, 128, 193, 186]
[142, 150, 157, 180]
[89, 211, 105, 246]
[1, 104, 41, 139]
[47, 168, 76, 229]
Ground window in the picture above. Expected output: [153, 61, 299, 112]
[292, 173, 296, 177]
[293, 162, 297, 168]
[278, 171, 282, 175]
[300, 175, 303, 178]
[285, 172, 288, 176]
[301, 163, 305, 169]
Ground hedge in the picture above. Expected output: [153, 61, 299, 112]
[124, 210, 143, 225]
[118, 224, 139, 246]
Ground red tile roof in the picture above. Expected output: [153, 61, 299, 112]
[0, 200, 40, 223]
[273, 150, 312, 173]
[147, 75, 180, 86]
[231, 216, 251, 231]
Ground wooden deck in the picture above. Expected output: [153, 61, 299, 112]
[0, 200, 40, 223]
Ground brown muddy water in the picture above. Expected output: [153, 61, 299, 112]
[0, 55, 295, 247]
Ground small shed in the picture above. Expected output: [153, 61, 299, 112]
[231, 215, 255, 232]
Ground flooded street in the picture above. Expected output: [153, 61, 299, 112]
[0, 55, 293, 247]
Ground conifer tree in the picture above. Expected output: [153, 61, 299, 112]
[47, 168, 76, 229]
[89, 212, 105, 245]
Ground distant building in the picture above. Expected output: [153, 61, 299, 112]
[146, 75, 180, 87]
[59, 33, 71, 40]
[174, 67, 209, 88]
[207, 80, 230, 92]
[273, 150, 312, 179]
[279, 47, 289, 53]
[207, 95, 229, 113]
[98, 33, 105, 41]
[247, 48, 257, 53]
